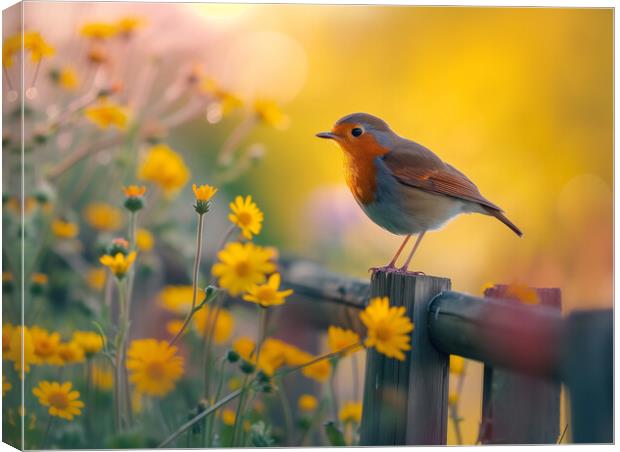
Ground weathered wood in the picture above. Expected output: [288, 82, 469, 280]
[428, 291, 563, 379]
[360, 270, 451, 445]
[279, 258, 369, 309]
[561, 310, 613, 443]
[480, 285, 561, 444]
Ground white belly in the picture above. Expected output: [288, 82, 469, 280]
[355, 158, 480, 235]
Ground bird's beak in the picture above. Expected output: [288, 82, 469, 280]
[316, 131, 337, 140]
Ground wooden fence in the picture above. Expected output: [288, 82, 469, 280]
[280, 260, 613, 445]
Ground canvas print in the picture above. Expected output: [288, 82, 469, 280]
[1, 2, 613, 449]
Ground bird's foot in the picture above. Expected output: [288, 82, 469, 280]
[368, 264, 400, 273]
[396, 267, 426, 276]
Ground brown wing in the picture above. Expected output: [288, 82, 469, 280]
[382, 141, 502, 211]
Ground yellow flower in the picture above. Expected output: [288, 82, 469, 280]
[3, 375, 11, 396]
[23, 31, 55, 63]
[31, 273, 48, 285]
[221, 408, 236, 426]
[117, 17, 145, 36]
[123, 185, 146, 198]
[72, 331, 103, 357]
[84, 202, 123, 231]
[3, 322, 14, 355]
[159, 285, 200, 315]
[58, 67, 79, 91]
[91, 363, 114, 391]
[504, 283, 539, 305]
[86, 268, 107, 291]
[359, 297, 414, 361]
[193, 307, 234, 344]
[51, 219, 79, 239]
[327, 326, 361, 355]
[298, 394, 318, 412]
[256, 338, 288, 376]
[3, 34, 21, 68]
[136, 228, 154, 252]
[84, 99, 129, 130]
[254, 99, 289, 129]
[339, 401, 362, 424]
[6, 326, 36, 373]
[80, 22, 118, 39]
[57, 341, 85, 364]
[448, 392, 459, 406]
[233, 336, 256, 361]
[32, 381, 84, 420]
[229, 195, 263, 239]
[192, 183, 218, 202]
[100, 252, 136, 278]
[300, 355, 330, 383]
[243, 273, 292, 308]
[165, 320, 184, 336]
[138, 144, 190, 195]
[212, 242, 276, 296]
[31, 326, 63, 365]
[450, 355, 465, 375]
[126, 339, 184, 397]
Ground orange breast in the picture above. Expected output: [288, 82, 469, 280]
[344, 155, 378, 205]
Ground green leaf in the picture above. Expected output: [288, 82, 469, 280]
[324, 421, 346, 446]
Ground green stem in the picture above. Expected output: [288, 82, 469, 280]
[158, 389, 243, 448]
[329, 360, 340, 422]
[169, 213, 205, 346]
[41, 413, 54, 449]
[276, 377, 294, 445]
[206, 358, 227, 447]
[114, 279, 128, 432]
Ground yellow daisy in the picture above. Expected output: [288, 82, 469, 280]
[3, 375, 11, 396]
[123, 185, 146, 198]
[298, 394, 318, 412]
[212, 242, 276, 296]
[3, 34, 21, 68]
[126, 339, 184, 397]
[221, 408, 236, 426]
[254, 99, 289, 129]
[159, 285, 200, 315]
[32, 381, 84, 421]
[327, 326, 361, 356]
[228, 195, 264, 240]
[80, 22, 118, 40]
[6, 326, 36, 373]
[359, 297, 414, 361]
[23, 31, 55, 63]
[117, 17, 145, 37]
[72, 331, 103, 357]
[84, 99, 129, 130]
[138, 144, 190, 195]
[242, 273, 292, 308]
[136, 228, 154, 252]
[51, 219, 79, 239]
[192, 307, 234, 344]
[57, 341, 85, 364]
[339, 401, 362, 424]
[58, 67, 79, 91]
[192, 183, 218, 202]
[31, 326, 63, 365]
[91, 362, 114, 391]
[86, 268, 107, 291]
[233, 336, 256, 361]
[84, 202, 123, 231]
[100, 251, 136, 279]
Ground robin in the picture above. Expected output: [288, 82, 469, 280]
[317, 112, 522, 272]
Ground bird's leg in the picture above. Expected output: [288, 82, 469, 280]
[399, 230, 427, 273]
[369, 235, 411, 272]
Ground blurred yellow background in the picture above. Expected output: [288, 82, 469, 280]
[19, 4, 613, 446]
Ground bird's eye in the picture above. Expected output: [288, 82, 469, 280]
[351, 127, 363, 137]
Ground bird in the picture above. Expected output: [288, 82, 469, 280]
[316, 112, 522, 273]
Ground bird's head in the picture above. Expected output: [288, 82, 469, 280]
[316, 113, 397, 158]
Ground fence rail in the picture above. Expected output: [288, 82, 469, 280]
[280, 262, 613, 446]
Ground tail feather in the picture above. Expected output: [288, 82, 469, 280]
[485, 208, 523, 237]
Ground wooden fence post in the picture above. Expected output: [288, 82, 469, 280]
[561, 310, 613, 443]
[360, 270, 451, 445]
[479, 285, 562, 444]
